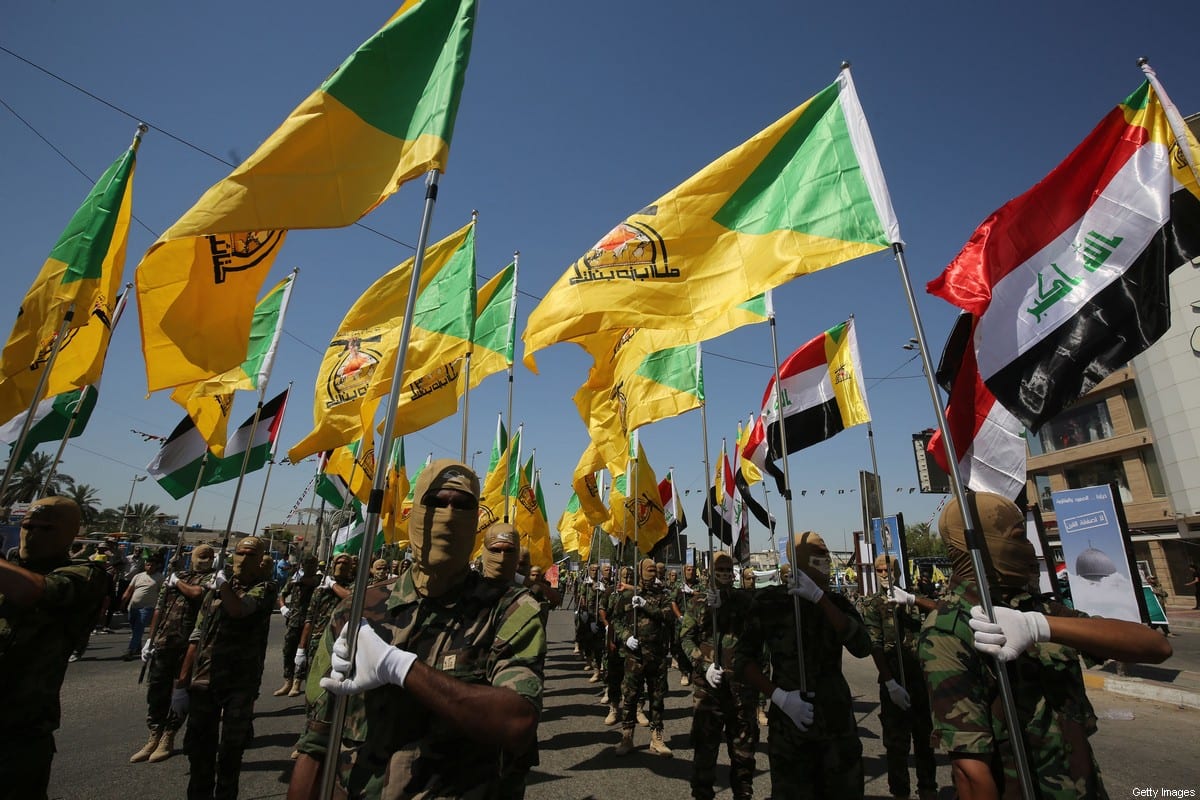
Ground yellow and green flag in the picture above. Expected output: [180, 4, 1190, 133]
[605, 436, 668, 553]
[324, 439, 376, 505]
[380, 437, 411, 546]
[557, 491, 592, 558]
[287, 222, 473, 461]
[169, 273, 294, 456]
[523, 69, 900, 368]
[470, 262, 517, 381]
[571, 443, 608, 525]
[513, 458, 553, 571]
[0, 136, 138, 426]
[477, 419, 521, 540]
[137, 0, 478, 392]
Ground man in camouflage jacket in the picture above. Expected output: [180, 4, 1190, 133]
[612, 558, 674, 757]
[275, 554, 320, 697]
[680, 552, 757, 800]
[289, 460, 546, 800]
[0, 497, 109, 798]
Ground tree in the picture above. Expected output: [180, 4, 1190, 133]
[64, 482, 102, 524]
[123, 501, 163, 539]
[1, 451, 74, 504]
[904, 521, 947, 558]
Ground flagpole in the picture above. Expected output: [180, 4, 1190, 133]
[504, 424, 523, 523]
[216, 390, 267, 571]
[765, 298, 808, 692]
[890, 239, 1035, 798]
[865, 419, 904, 690]
[168, 451, 211, 569]
[251, 382, 292, 535]
[320, 169, 443, 800]
[0, 306, 76, 504]
[669, 467, 684, 564]
[1139, 60, 1200, 188]
[698, 389, 719, 648]
[500, 252, 519, 491]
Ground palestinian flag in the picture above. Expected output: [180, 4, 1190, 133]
[927, 75, 1200, 431]
[926, 313, 1027, 500]
[743, 319, 870, 490]
[0, 386, 98, 468]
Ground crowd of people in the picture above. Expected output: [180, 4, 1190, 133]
[0, 478, 1177, 799]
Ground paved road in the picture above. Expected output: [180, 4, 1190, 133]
[48, 607, 1198, 799]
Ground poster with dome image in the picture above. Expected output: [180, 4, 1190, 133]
[1050, 485, 1146, 623]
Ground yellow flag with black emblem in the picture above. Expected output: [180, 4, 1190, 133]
[513, 456, 553, 571]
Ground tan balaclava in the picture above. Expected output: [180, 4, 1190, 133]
[712, 552, 735, 589]
[370, 558, 389, 581]
[587, 563, 599, 582]
[779, 563, 793, 586]
[408, 459, 480, 598]
[639, 557, 657, 588]
[528, 565, 543, 584]
[516, 547, 532, 585]
[191, 544, 216, 574]
[230, 537, 267, 583]
[683, 564, 696, 584]
[655, 561, 666, 582]
[331, 553, 355, 583]
[794, 531, 832, 589]
[18, 497, 81, 562]
[939, 492, 1038, 593]
[600, 564, 613, 584]
[874, 554, 901, 588]
[741, 568, 756, 589]
[481, 523, 519, 582]
[619, 566, 634, 584]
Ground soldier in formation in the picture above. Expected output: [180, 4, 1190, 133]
[288, 459, 547, 799]
[273, 554, 319, 698]
[680, 551, 758, 800]
[0, 497, 110, 797]
[130, 543, 216, 764]
[861, 554, 937, 800]
[921, 492, 1172, 799]
[173, 536, 278, 799]
[738, 531, 871, 798]
[612, 558, 673, 757]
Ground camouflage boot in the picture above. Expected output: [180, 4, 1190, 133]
[129, 730, 161, 763]
[604, 704, 619, 725]
[148, 730, 176, 763]
[614, 727, 635, 756]
[287, 678, 304, 697]
[649, 728, 673, 757]
[272, 679, 292, 697]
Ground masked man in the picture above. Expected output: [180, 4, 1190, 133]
[481, 523, 520, 583]
[737, 532, 871, 799]
[612, 558, 673, 757]
[861, 555, 937, 800]
[920, 493, 1171, 800]
[275, 554, 320, 699]
[131, 543, 216, 764]
[173, 537, 278, 799]
[289, 460, 546, 799]
[680, 552, 758, 800]
[0, 497, 109, 798]
[369, 559, 390, 582]
[671, 564, 701, 685]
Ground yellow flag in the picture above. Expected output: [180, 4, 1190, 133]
[287, 223, 473, 462]
[557, 492, 592, 558]
[605, 440, 668, 553]
[324, 440, 376, 505]
[475, 423, 521, 554]
[522, 71, 899, 368]
[0, 140, 137, 426]
[513, 461, 553, 571]
[737, 415, 762, 485]
[571, 443, 608, 525]
[380, 438, 411, 546]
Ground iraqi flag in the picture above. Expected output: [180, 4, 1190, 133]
[927, 313, 1027, 500]
[927, 75, 1200, 431]
[701, 446, 740, 546]
[743, 319, 870, 492]
[658, 471, 687, 541]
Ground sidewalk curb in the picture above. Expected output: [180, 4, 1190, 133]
[1083, 671, 1200, 709]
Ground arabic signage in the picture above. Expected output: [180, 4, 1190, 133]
[1050, 484, 1143, 623]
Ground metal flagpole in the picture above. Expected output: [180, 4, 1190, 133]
[764, 296, 808, 692]
[0, 306, 76, 503]
[251, 381, 293, 535]
[216, 388, 268, 571]
[865, 420, 904, 689]
[499, 251, 519, 491]
[320, 170, 443, 800]
[459, 210, 480, 462]
[697, 369, 718, 647]
[669, 467, 684, 564]
[164, 451, 211, 569]
[503, 424, 523, 523]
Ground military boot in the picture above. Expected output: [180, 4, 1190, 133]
[573, 643, 581, 655]
[272, 679, 293, 697]
[680, 672, 691, 687]
[649, 728, 673, 757]
[604, 704, 619, 725]
[129, 730, 161, 763]
[614, 727, 635, 756]
[588, 668, 602, 683]
[148, 730, 176, 763]
[636, 705, 650, 727]
[757, 705, 768, 726]
[288, 678, 304, 697]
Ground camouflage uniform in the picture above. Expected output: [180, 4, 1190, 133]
[578, 575, 606, 674]
[601, 577, 624, 708]
[735, 585, 871, 800]
[145, 568, 210, 735]
[680, 587, 758, 800]
[919, 580, 1108, 799]
[280, 574, 319, 680]
[672, 577, 700, 676]
[184, 577, 278, 800]
[860, 590, 936, 798]
[296, 568, 546, 799]
[611, 581, 672, 731]
[0, 556, 109, 797]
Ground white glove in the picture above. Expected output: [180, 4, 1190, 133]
[630, 595, 647, 609]
[279, 604, 291, 619]
[705, 589, 722, 609]
[589, 622, 599, 634]
[681, 583, 695, 595]
[169, 687, 189, 718]
[884, 679, 911, 710]
[166, 572, 180, 589]
[320, 575, 335, 590]
[584, 577, 594, 585]
[787, 570, 824, 604]
[294, 649, 308, 670]
[771, 687, 814, 731]
[595, 581, 606, 592]
[969, 605, 1051, 662]
[889, 586, 917, 606]
[705, 663, 723, 687]
[141, 640, 153, 662]
[212, 570, 228, 590]
[320, 620, 417, 695]
[625, 635, 640, 652]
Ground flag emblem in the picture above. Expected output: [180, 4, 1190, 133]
[519, 484, 538, 513]
[571, 218, 673, 284]
[323, 334, 383, 408]
[476, 503, 498, 535]
[209, 230, 284, 283]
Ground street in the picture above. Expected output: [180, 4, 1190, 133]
[49, 607, 1198, 799]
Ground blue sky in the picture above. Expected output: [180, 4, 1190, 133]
[2, 1, 1196, 555]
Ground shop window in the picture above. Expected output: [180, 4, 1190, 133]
[1034, 399, 1114, 453]
[1034, 474, 1053, 512]
[1064, 457, 1132, 502]
[1125, 387, 1148, 430]
[1143, 447, 1167, 497]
